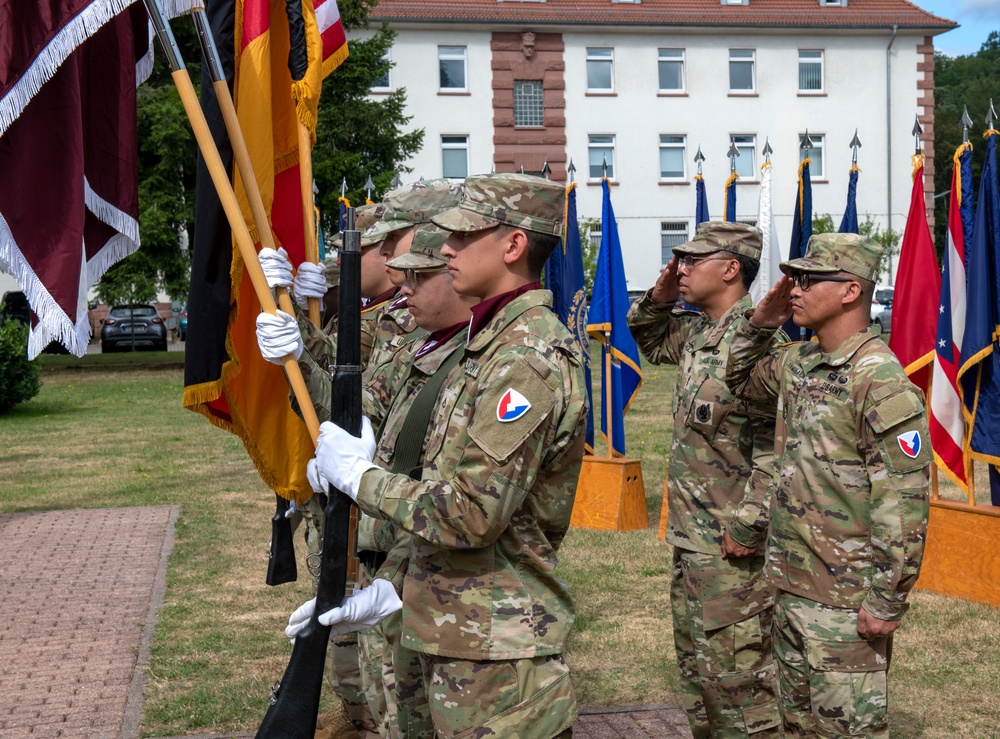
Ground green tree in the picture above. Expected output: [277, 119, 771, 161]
[813, 213, 901, 284]
[0, 317, 41, 415]
[312, 1, 424, 232]
[932, 31, 1000, 254]
[97, 21, 200, 306]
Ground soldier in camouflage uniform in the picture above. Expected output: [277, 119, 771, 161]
[626, 221, 783, 738]
[725, 233, 931, 737]
[301, 173, 588, 738]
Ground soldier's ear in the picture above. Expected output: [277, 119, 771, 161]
[841, 279, 863, 306]
[500, 228, 529, 267]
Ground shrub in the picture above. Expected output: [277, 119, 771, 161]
[0, 316, 41, 414]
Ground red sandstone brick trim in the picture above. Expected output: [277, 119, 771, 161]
[919, 35, 935, 228]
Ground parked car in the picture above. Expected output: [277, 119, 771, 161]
[178, 304, 188, 341]
[100, 305, 167, 352]
[871, 286, 894, 334]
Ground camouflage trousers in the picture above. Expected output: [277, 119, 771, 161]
[302, 495, 380, 737]
[669, 548, 781, 738]
[773, 592, 890, 738]
[394, 644, 577, 738]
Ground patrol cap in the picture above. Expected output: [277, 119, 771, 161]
[364, 179, 464, 242]
[672, 221, 762, 261]
[329, 203, 387, 249]
[384, 224, 451, 270]
[780, 232, 884, 282]
[431, 173, 564, 237]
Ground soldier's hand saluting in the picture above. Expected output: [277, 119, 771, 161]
[650, 256, 682, 304]
[749, 275, 795, 328]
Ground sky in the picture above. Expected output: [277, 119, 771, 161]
[912, 0, 1000, 57]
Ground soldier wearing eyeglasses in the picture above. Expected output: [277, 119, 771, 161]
[627, 220, 784, 738]
[725, 233, 931, 737]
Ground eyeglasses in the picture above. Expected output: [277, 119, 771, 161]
[400, 267, 448, 287]
[792, 273, 856, 291]
[677, 252, 734, 270]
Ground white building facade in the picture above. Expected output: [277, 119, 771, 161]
[357, 0, 954, 290]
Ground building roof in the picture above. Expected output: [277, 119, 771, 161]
[371, 0, 956, 31]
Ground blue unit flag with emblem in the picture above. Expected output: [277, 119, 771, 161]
[587, 179, 642, 457]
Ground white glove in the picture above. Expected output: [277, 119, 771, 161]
[293, 262, 328, 310]
[255, 310, 303, 364]
[258, 247, 294, 291]
[314, 417, 378, 501]
[285, 580, 403, 641]
[284, 498, 300, 518]
[306, 458, 329, 494]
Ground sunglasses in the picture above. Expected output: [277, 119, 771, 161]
[792, 273, 856, 291]
[677, 252, 735, 270]
[401, 267, 448, 287]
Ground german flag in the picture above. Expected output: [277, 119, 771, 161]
[183, 0, 347, 500]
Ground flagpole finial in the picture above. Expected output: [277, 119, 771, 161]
[727, 141, 740, 173]
[542, 160, 551, 180]
[390, 171, 403, 188]
[800, 130, 814, 153]
[490, 164, 496, 175]
[912, 115, 923, 154]
[340, 177, 347, 198]
[987, 99, 997, 129]
[694, 145, 705, 176]
[961, 105, 974, 144]
[419, 174, 425, 181]
[567, 158, 577, 184]
[849, 129, 862, 164]
[602, 155, 609, 180]
[364, 174, 374, 200]
[519, 163, 525, 174]
[762, 137, 773, 163]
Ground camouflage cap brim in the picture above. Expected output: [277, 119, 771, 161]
[384, 252, 449, 270]
[672, 239, 719, 256]
[364, 218, 413, 242]
[780, 257, 841, 276]
[431, 206, 501, 233]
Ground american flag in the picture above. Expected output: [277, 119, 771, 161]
[930, 143, 971, 491]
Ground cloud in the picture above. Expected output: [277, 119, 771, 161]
[950, 0, 1000, 21]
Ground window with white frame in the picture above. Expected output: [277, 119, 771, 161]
[441, 135, 469, 179]
[371, 49, 391, 91]
[799, 133, 825, 179]
[661, 222, 689, 264]
[730, 134, 756, 179]
[798, 50, 824, 93]
[589, 224, 602, 249]
[819, 0, 847, 6]
[588, 135, 616, 179]
[586, 48, 614, 92]
[438, 46, 467, 91]
[659, 135, 686, 180]
[513, 80, 544, 127]
[658, 49, 685, 92]
[737, 218, 758, 228]
[729, 49, 755, 92]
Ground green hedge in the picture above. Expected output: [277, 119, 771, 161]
[0, 317, 41, 414]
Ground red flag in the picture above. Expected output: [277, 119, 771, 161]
[889, 155, 941, 393]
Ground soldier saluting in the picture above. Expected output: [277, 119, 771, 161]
[725, 233, 931, 737]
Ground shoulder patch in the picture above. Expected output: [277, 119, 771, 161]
[470, 358, 556, 462]
[866, 385, 931, 474]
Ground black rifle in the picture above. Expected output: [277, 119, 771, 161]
[255, 209, 362, 739]
[265, 494, 297, 586]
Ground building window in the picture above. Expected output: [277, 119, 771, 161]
[586, 48, 614, 92]
[441, 135, 469, 179]
[737, 218, 758, 228]
[819, 0, 847, 6]
[588, 135, 616, 179]
[729, 49, 755, 93]
[658, 49, 685, 93]
[799, 50, 824, 93]
[513, 80, 544, 127]
[588, 224, 602, 249]
[371, 49, 391, 91]
[438, 46, 467, 91]
[799, 133, 825, 179]
[661, 222, 689, 264]
[730, 134, 756, 179]
[659, 135, 686, 180]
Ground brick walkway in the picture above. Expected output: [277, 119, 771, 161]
[0, 506, 691, 739]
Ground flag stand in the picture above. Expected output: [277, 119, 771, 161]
[570, 335, 647, 532]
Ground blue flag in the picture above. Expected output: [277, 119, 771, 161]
[545, 183, 595, 450]
[695, 174, 710, 226]
[839, 165, 859, 234]
[338, 196, 350, 233]
[782, 158, 813, 340]
[724, 173, 738, 223]
[958, 130, 1000, 505]
[587, 179, 642, 457]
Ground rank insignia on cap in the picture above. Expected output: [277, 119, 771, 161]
[497, 388, 531, 423]
[897, 430, 922, 459]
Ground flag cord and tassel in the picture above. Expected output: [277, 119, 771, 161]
[148, 0, 322, 444]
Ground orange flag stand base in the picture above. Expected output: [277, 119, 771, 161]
[570, 456, 647, 531]
[916, 500, 1000, 608]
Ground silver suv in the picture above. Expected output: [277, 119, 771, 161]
[870, 286, 893, 334]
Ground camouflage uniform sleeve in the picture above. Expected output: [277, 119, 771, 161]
[860, 382, 932, 621]
[356, 349, 579, 550]
[373, 529, 411, 597]
[725, 314, 781, 417]
[287, 311, 337, 424]
[625, 289, 693, 366]
[727, 413, 776, 548]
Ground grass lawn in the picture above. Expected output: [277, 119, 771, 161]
[0, 354, 998, 737]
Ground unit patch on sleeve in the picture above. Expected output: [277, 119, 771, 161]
[497, 388, 532, 423]
[897, 430, 922, 459]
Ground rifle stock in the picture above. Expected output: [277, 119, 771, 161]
[266, 494, 297, 586]
[256, 210, 363, 738]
